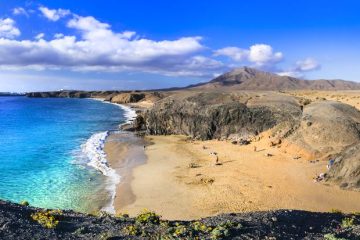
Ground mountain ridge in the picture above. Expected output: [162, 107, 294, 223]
[185, 67, 360, 91]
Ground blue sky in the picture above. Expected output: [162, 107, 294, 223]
[0, 0, 359, 91]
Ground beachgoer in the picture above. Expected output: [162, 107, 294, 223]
[253, 146, 257, 152]
[327, 159, 335, 169]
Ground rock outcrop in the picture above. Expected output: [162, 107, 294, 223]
[1, 200, 359, 240]
[110, 92, 146, 104]
[326, 143, 360, 190]
[287, 101, 360, 159]
[143, 92, 302, 140]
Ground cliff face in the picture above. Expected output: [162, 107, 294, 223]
[27, 91, 94, 98]
[26, 91, 165, 106]
[142, 92, 302, 140]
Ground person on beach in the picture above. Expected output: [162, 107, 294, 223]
[210, 152, 220, 165]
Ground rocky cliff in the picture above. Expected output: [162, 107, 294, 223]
[0, 200, 359, 240]
[141, 92, 302, 140]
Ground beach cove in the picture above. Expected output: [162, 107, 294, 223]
[107, 127, 360, 220]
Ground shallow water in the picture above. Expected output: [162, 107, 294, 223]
[0, 96, 126, 212]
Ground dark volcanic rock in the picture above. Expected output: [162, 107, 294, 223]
[326, 143, 360, 190]
[143, 92, 301, 140]
[27, 91, 91, 98]
[1, 200, 359, 240]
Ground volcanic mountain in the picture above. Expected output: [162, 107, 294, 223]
[186, 67, 360, 90]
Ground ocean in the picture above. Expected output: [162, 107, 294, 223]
[0, 96, 134, 213]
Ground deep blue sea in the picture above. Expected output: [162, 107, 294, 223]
[0, 97, 126, 212]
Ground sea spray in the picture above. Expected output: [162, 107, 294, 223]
[81, 131, 120, 213]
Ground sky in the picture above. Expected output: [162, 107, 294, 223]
[0, 0, 359, 92]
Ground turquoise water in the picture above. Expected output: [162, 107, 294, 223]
[0, 97, 125, 212]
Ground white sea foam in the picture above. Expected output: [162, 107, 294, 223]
[81, 99, 137, 213]
[106, 102, 137, 126]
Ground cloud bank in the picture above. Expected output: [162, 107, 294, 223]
[0, 6, 321, 79]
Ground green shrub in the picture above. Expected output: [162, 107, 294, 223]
[172, 224, 188, 237]
[341, 217, 355, 228]
[31, 210, 62, 229]
[20, 200, 29, 206]
[123, 224, 141, 236]
[115, 212, 129, 221]
[324, 233, 347, 240]
[210, 220, 241, 239]
[191, 221, 212, 233]
[331, 209, 342, 214]
[135, 209, 161, 225]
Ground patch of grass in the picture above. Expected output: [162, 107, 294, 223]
[31, 210, 62, 229]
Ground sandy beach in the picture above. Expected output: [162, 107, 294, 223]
[105, 132, 360, 220]
[104, 131, 147, 212]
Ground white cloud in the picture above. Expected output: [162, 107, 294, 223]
[295, 57, 320, 71]
[214, 44, 283, 67]
[0, 6, 320, 79]
[0, 18, 20, 39]
[214, 47, 249, 61]
[277, 57, 321, 78]
[0, 13, 223, 77]
[248, 44, 283, 66]
[38, 7, 70, 21]
[13, 7, 29, 17]
[35, 33, 45, 40]
[276, 71, 302, 78]
[54, 33, 64, 39]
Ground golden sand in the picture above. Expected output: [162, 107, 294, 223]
[105, 134, 360, 220]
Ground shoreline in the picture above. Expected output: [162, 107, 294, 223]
[83, 98, 138, 213]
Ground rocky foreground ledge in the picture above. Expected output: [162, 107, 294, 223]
[0, 200, 359, 239]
